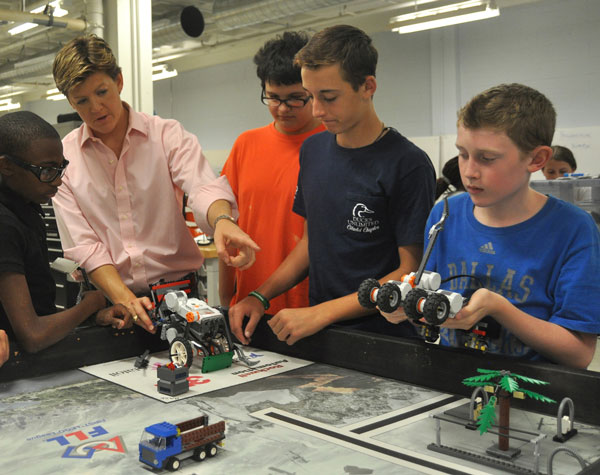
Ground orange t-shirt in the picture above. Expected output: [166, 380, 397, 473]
[221, 122, 325, 314]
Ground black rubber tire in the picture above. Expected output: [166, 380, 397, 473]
[170, 337, 193, 367]
[404, 288, 428, 321]
[207, 443, 218, 457]
[166, 456, 181, 471]
[376, 283, 403, 313]
[422, 292, 451, 325]
[357, 278, 380, 309]
[192, 447, 207, 461]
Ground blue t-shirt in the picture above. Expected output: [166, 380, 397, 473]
[294, 129, 436, 306]
[425, 193, 600, 360]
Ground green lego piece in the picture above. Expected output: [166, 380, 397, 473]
[201, 351, 234, 373]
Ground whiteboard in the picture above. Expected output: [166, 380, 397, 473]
[552, 127, 600, 175]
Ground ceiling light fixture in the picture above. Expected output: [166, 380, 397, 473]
[46, 88, 66, 101]
[152, 53, 185, 64]
[8, 1, 69, 36]
[152, 64, 178, 81]
[0, 99, 21, 111]
[390, 0, 499, 34]
[0, 91, 25, 100]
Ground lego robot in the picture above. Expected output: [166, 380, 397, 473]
[148, 278, 256, 372]
[357, 199, 464, 340]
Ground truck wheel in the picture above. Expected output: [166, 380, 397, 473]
[193, 447, 207, 461]
[376, 283, 402, 313]
[170, 337, 193, 367]
[357, 278, 379, 309]
[422, 293, 450, 325]
[207, 443, 218, 457]
[404, 288, 428, 321]
[166, 456, 181, 471]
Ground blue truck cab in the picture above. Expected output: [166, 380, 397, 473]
[139, 422, 181, 470]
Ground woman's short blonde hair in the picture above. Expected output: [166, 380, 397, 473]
[53, 34, 121, 97]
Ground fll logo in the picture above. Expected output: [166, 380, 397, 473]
[45, 425, 127, 459]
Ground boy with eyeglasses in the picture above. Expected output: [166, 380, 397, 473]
[221, 32, 324, 325]
[229, 25, 435, 345]
[0, 111, 131, 353]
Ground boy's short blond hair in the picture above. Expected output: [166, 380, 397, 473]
[458, 83, 556, 153]
[294, 24, 377, 91]
[53, 34, 121, 97]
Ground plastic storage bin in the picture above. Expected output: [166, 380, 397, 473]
[530, 177, 600, 227]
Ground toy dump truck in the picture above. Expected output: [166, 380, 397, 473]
[139, 415, 225, 471]
[148, 277, 257, 372]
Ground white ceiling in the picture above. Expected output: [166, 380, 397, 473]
[0, 0, 542, 105]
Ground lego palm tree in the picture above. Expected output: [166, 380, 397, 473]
[463, 369, 555, 453]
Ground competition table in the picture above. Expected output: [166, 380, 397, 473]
[1, 320, 599, 475]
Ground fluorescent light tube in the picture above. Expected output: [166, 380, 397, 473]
[152, 64, 178, 81]
[391, 1, 499, 34]
[0, 100, 21, 111]
[8, 1, 68, 36]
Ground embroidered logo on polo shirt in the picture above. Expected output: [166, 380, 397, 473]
[479, 241, 496, 255]
[346, 203, 380, 234]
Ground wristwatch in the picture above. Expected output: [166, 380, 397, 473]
[213, 214, 237, 228]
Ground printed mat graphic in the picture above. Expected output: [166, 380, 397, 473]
[80, 347, 312, 402]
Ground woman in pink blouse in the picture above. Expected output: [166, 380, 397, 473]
[51, 35, 259, 331]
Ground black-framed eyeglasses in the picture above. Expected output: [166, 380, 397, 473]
[260, 92, 312, 108]
[3, 154, 69, 183]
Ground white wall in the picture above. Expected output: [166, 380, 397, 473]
[27, 0, 600, 174]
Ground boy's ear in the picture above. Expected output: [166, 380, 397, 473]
[527, 145, 553, 173]
[363, 75, 377, 98]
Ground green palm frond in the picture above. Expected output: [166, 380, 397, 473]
[463, 380, 488, 387]
[475, 368, 503, 375]
[519, 388, 556, 404]
[477, 395, 497, 434]
[463, 374, 497, 384]
[511, 373, 550, 386]
[500, 375, 520, 393]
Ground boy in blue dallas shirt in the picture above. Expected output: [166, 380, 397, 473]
[381, 83, 600, 369]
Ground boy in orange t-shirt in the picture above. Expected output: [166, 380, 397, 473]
[220, 32, 324, 324]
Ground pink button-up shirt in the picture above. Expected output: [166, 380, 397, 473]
[53, 104, 237, 294]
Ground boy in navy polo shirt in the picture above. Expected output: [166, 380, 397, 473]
[0, 111, 131, 353]
[229, 25, 435, 345]
[381, 84, 600, 369]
